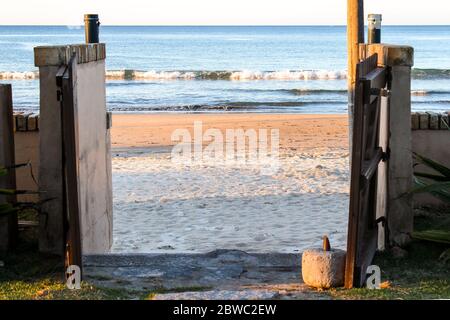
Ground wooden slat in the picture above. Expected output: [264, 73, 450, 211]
[441, 112, 450, 130]
[16, 113, 27, 131]
[345, 80, 365, 289]
[361, 148, 383, 182]
[363, 68, 387, 89]
[18, 220, 39, 228]
[418, 112, 429, 130]
[58, 54, 83, 277]
[362, 68, 387, 104]
[27, 114, 39, 131]
[0, 84, 18, 251]
[427, 112, 439, 130]
[411, 113, 419, 130]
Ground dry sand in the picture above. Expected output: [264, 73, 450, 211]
[110, 114, 350, 254]
[111, 113, 349, 151]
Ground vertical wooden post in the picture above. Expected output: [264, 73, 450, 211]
[0, 84, 17, 255]
[347, 0, 364, 151]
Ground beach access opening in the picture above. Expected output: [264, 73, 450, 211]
[29, 40, 410, 288]
[0, 18, 422, 290]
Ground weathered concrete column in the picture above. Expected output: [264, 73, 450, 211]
[0, 84, 17, 255]
[360, 44, 415, 247]
[34, 44, 112, 255]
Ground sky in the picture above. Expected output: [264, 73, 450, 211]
[0, 0, 448, 25]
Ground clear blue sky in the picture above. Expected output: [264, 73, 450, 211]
[0, 0, 448, 25]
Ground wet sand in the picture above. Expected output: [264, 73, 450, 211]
[111, 113, 349, 151]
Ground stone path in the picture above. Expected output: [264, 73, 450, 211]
[83, 249, 328, 299]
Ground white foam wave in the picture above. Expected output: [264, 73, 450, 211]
[0, 71, 39, 80]
[133, 71, 196, 80]
[229, 70, 346, 81]
[0, 69, 348, 81]
[411, 90, 428, 96]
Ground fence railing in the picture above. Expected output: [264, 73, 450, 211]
[411, 112, 450, 130]
[12, 113, 39, 132]
[11, 111, 449, 133]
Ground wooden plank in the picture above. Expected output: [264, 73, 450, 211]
[106, 111, 113, 130]
[361, 148, 383, 182]
[345, 79, 365, 289]
[16, 113, 27, 131]
[440, 112, 450, 130]
[18, 220, 39, 228]
[0, 84, 18, 252]
[418, 112, 429, 130]
[27, 114, 39, 131]
[428, 112, 439, 130]
[363, 68, 387, 105]
[58, 54, 83, 276]
[411, 113, 419, 130]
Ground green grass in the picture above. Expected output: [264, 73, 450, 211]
[0, 278, 134, 300]
[0, 236, 140, 300]
[17, 208, 39, 222]
[328, 207, 450, 300]
[329, 242, 449, 299]
[0, 230, 212, 300]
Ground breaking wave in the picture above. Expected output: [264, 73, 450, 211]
[0, 71, 39, 80]
[3, 68, 450, 81]
[106, 70, 348, 81]
[0, 69, 347, 81]
[108, 100, 346, 112]
[412, 68, 450, 79]
[411, 90, 450, 96]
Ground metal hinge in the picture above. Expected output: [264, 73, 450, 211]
[386, 66, 393, 90]
[371, 87, 391, 97]
[106, 112, 112, 130]
[56, 65, 68, 102]
[57, 90, 63, 102]
[382, 147, 390, 162]
[376, 216, 386, 227]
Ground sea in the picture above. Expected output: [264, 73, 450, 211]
[1, 25, 450, 113]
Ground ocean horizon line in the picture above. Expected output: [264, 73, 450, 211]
[1, 24, 450, 27]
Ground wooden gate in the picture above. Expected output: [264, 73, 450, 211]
[345, 54, 390, 288]
[0, 84, 17, 252]
[56, 54, 83, 275]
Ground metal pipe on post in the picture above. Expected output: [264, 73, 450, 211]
[347, 0, 365, 156]
[368, 14, 382, 44]
[84, 14, 100, 44]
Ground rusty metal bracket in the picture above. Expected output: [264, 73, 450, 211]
[56, 66, 68, 102]
[371, 88, 391, 97]
[382, 147, 390, 162]
[106, 112, 112, 130]
[376, 216, 386, 227]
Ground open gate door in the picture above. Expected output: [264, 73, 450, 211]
[56, 54, 83, 275]
[345, 54, 389, 288]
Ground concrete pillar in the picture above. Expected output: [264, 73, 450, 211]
[34, 44, 111, 255]
[360, 44, 415, 247]
[0, 84, 17, 255]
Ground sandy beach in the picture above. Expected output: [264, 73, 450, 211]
[110, 114, 350, 254]
[111, 113, 349, 150]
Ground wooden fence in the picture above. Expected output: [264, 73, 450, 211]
[411, 112, 450, 130]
